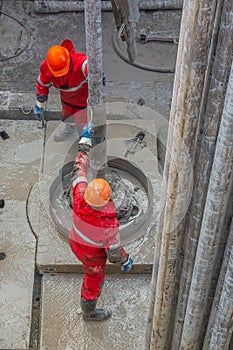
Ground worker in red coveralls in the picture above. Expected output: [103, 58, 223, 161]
[69, 123, 133, 321]
[34, 38, 88, 141]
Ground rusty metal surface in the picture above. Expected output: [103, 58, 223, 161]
[40, 273, 151, 350]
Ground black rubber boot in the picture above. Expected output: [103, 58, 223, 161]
[80, 298, 112, 321]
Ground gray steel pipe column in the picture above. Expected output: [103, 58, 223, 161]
[84, 0, 107, 172]
[147, 0, 221, 349]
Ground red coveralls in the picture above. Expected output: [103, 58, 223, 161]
[69, 153, 128, 301]
[36, 39, 88, 126]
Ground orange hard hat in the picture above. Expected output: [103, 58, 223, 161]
[46, 45, 70, 77]
[84, 178, 112, 208]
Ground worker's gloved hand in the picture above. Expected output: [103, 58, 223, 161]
[76, 151, 90, 175]
[121, 255, 133, 272]
[78, 123, 95, 152]
[34, 101, 44, 121]
[81, 122, 95, 139]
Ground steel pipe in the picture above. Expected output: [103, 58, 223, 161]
[34, 0, 183, 13]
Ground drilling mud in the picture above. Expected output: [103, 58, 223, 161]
[49, 157, 153, 245]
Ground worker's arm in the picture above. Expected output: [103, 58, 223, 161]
[106, 245, 133, 272]
[81, 56, 88, 78]
[34, 61, 52, 119]
[36, 60, 52, 98]
[105, 217, 133, 272]
[72, 124, 93, 198]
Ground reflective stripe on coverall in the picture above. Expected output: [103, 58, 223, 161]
[69, 170, 128, 301]
[36, 39, 88, 125]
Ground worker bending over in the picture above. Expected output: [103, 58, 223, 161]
[34, 38, 88, 141]
[69, 123, 133, 321]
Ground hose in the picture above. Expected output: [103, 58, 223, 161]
[112, 28, 175, 73]
[0, 10, 30, 61]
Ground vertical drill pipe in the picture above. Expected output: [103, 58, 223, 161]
[84, 0, 107, 171]
[84, 0, 104, 106]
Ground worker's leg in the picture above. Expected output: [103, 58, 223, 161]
[80, 262, 111, 321]
[53, 104, 85, 142]
[81, 261, 106, 300]
[69, 238, 112, 321]
[80, 297, 112, 321]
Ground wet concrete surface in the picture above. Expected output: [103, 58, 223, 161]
[40, 273, 151, 350]
[0, 120, 43, 349]
[0, 1, 181, 349]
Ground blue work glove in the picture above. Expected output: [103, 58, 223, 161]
[78, 122, 95, 152]
[81, 122, 95, 139]
[121, 255, 133, 272]
[34, 101, 44, 121]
